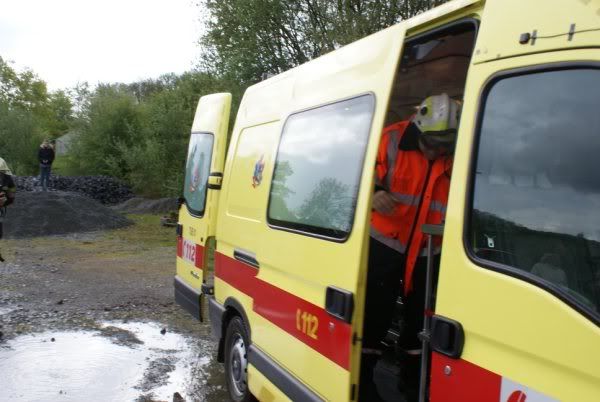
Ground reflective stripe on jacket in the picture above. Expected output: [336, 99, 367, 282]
[371, 120, 452, 293]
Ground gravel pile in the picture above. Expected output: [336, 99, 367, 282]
[111, 197, 178, 215]
[2, 192, 131, 238]
[15, 175, 133, 205]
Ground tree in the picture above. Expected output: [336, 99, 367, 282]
[70, 84, 145, 177]
[119, 72, 232, 196]
[0, 56, 49, 116]
[0, 102, 43, 175]
[1, 56, 74, 136]
[43, 90, 74, 134]
[297, 177, 354, 232]
[0, 56, 76, 173]
[269, 160, 295, 219]
[69, 81, 92, 121]
[199, 0, 450, 86]
[67, 71, 233, 196]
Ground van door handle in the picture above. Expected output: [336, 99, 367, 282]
[233, 249, 259, 269]
[430, 315, 464, 359]
[325, 286, 353, 323]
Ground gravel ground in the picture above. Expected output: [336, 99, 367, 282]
[0, 216, 227, 402]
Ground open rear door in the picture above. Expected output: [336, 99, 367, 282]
[175, 93, 231, 320]
[230, 25, 408, 401]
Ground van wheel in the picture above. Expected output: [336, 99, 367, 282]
[224, 316, 253, 402]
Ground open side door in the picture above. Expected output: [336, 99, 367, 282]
[175, 93, 231, 321]
[431, 2, 600, 401]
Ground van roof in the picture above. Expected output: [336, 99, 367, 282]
[237, 0, 482, 126]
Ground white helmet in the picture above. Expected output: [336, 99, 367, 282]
[0, 157, 12, 175]
[412, 93, 461, 145]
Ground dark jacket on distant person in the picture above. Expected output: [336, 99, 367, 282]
[38, 146, 55, 167]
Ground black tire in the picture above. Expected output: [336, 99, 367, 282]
[224, 316, 254, 402]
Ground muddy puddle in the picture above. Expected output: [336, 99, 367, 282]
[0, 306, 16, 316]
[0, 321, 226, 401]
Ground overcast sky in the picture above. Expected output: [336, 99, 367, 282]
[0, 0, 202, 91]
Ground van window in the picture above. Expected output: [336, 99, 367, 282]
[183, 133, 214, 216]
[386, 22, 476, 124]
[268, 95, 375, 239]
[470, 68, 600, 319]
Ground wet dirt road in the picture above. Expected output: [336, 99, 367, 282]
[0, 216, 228, 402]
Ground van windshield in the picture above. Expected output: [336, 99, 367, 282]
[183, 132, 214, 216]
[470, 68, 600, 319]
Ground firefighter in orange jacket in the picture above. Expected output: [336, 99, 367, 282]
[362, 94, 461, 400]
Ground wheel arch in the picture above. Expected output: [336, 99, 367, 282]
[218, 297, 252, 362]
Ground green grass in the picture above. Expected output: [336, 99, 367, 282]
[51, 157, 81, 176]
[5, 214, 176, 251]
[106, 214, 176, 248]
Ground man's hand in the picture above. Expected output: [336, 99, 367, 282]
[372, 190, 398, 215]
[0, 194, 6, 207]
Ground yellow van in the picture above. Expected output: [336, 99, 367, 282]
[175, 0, 600, 400]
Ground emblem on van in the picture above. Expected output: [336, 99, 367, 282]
[252, 155, 265, 188]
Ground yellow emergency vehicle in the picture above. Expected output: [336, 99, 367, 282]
[175, 0, 600, 400]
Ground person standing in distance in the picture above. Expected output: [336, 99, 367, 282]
[38, 139, 55, 191]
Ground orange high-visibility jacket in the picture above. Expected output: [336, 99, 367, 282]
[371, 120, 452, 293]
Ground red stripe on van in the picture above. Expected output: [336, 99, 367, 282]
[195, 244, 205, 269]
[215, 252, 352, 370]
[176, 236, 183, 258]
[214, 251, 258, 293]
[430, 352, 501, 401]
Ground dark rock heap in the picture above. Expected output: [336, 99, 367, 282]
[15, 175, 133, 205]
[2, 191, 132, 238]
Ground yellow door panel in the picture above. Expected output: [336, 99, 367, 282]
[224, 123, 279, 223]
[214, 21, 408, 399]
[248, 364, 293, 402]
[252, 313, 351, 401]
